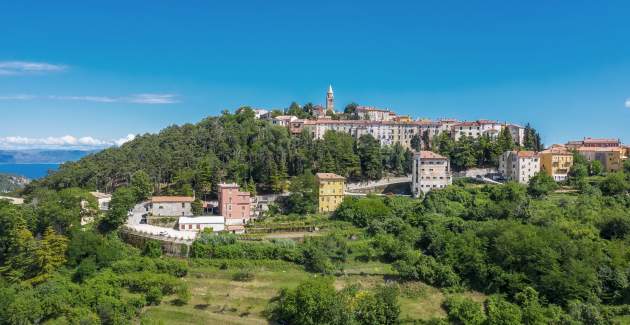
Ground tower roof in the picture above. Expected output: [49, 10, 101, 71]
[328, 84, 333, 94]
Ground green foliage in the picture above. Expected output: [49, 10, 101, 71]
[191, 199, 203, 216]
[485, 295, 522, 325]
[443, 296, 486, 325]
[142, 239, 163, 258]
[527, 172, 558, 197]
[393, 250, 460, 288]
[131, 170, 153, 201]
[334, 196, 391, 227]
[599, 172, 629, 195]
[590, 159, 603, 176]
[269, 277, 400, 325]
[101, 186, 136, 232]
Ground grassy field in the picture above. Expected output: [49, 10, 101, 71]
[139, 259, 485, 325]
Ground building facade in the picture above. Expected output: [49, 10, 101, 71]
[539, 145, 573, 181]
[354, 106, 396, 121]
[566, 137, 622, 150]
[576, 147, 625, 172]
[412, 151, 452, 197]
[316, 173, 346, 213]
[150, 196, 194, 217]
[178, 216, 225, 232]
[218, 183, 252, 233]
[499, 151, 540, 184]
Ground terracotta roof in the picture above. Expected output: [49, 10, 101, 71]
[453, 120, 499, 127]
[316, 173, 346, 180]
[517, 151, 538, 158]
[355, 106, 392, 113]
[541, 145, 572, 155]
[577, 146, 623, 152]
[151, 196, 195, 203]
[583, 137, 620, 144]
[415, 150, 448, 159]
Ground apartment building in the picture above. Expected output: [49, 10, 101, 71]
[412, 151, 452, 197]
[499, 151, 540, 184]
[540, 145, 574, 181]
[576, 147, 625, 173]
[354, 106, 397, 121]
[566, 137, 622, 150]
[316, 173, 346, 213]
[451, 120, 503, 141]
[218, 183, 252, 233]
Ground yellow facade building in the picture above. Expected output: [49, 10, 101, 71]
[316, 173, 346, 213]
[540, 146, 574, 181]
[577, 147, 625, 173]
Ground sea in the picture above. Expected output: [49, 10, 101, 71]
[0, 163, 60, 179]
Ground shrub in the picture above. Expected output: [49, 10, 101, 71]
[145, 287, 163, 306]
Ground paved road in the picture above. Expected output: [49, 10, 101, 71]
[346, 175, 412, 191]
[124, 201, 199, 242]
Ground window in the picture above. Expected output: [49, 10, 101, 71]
[182, 203, 185, 208]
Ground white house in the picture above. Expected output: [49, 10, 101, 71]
[412, 150, 452, 197]
[178, 216, 225, 232]
[90, 191, 112, 211]
[499, 151, 540, 184]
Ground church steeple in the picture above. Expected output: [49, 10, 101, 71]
[326, 85, 334, 113]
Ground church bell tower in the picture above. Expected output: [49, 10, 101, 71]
[326, 85, 334, 113]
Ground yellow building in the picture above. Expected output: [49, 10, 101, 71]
[577, 147, 624, 172]
[540, 146, 574, 181]
[316, 173, 346, 213]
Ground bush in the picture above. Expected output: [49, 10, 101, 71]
[142, 240, 163, 258]
[145, 287, 163, 306]
[232, 269, 255, 282]
[444, 296, 486, 325]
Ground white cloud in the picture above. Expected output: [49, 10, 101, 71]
[626, 99, 630, 109]
[0, 134, 136, 150]
[128, 94, 179, 104]
[48, 95, 118, 103]
[0, 94, 35, 100]
[0, 61, 67, 76]
[0, 93, 180, 104]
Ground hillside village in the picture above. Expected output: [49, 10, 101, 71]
[13, 86, 623, 246]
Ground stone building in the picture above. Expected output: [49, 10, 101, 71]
[150, 196, 194, 217]
[499, 151, 540, 184]
[412, 151, 452, 197]
[316, 173, 346, 213]
[326, 85, 335, 113]
[576, 147, 625, 173]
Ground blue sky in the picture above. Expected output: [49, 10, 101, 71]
[1, 0, 629, 149]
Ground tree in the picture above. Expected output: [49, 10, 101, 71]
[344, 102, 359, 118]
[101, 186, 136, 232]
[485, 295, 522, 325]
[410, 134, 422, 152]
[142, 239, 162, 258]
[590, 160, 603, 176]
[131, 170, 153, 202]
[497, 127, 515, 152]
[599, 172, 629, 195]
[444, 296, 486, 325]
[357, 135, 383, 180]
[527, 172, 558, 197]
[191, 199, 203, 216]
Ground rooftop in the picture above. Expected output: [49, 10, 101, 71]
[517, 151, 538, 158]
[577, 146, 623, 152]
[415, 150, 448, 160]
[179, 216, 224, 224]
[316, 173, 346, 180]
[151, 196, 195, 203]
[583, 137, 620, 144]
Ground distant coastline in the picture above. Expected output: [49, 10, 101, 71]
[0, 163, 60, 179]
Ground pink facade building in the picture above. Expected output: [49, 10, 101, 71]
[218, 183, 252, 233]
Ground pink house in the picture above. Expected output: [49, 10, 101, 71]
[218, 183, 252, 233]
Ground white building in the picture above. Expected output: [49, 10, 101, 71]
[499, 151, 540, 184]
[150, 196, 194, 217]
[505, 124, 526, 147]
[271, 115, 299, 127]
[354, 106, 397, 121]
[451, 120, 503, 141]
[90, 191, 111, 211]
[178, 216, 225, 232]
[412, 151, 452, 197]
[0, 196, 24, 205]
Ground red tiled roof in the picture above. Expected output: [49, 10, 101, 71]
[583, 137, 620, 144]
[355, 106, 392, 113]
[316, 173, 346, 180]
[151, 196, 195, 203]
[415, 150, 447, 159]
[577, 146, 623, 152]
[517, 151, 538, 158]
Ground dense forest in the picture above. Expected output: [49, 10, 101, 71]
[30, 108, 542, 198]
[30, 108, 412, 198]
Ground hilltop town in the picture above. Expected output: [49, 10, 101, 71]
[2, 87, 630, 324]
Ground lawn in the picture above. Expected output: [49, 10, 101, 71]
[139, 259, 485, 324]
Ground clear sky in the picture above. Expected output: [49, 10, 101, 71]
[1, 0, 629, 149]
